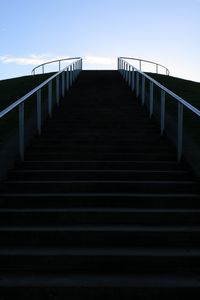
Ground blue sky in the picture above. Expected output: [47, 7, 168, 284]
[0, 0, 200, 81]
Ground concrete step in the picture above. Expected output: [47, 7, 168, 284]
[8, 169, 191, 181]
[25, 152, 177, 161]
[0, 208, 199, 226]
[1, 247, 200, 274]
[2, 180, 198, 194]
[1, 194, 199, 209]
[0, 225, 200, 247]
[17, 160, 186, 171]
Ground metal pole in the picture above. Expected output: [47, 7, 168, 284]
[56, 75, 60, 105]
[19, 103, 24, 161]
[139, 60, 142, 71]
[128, 65, 131, 87]
[62, 71, 65, 97]
[131, 68, 135, 92]
[37, 89, 42, 135]
[123, 61, 126, 78]
[42, 65, 44, 74]
[160, 90, 165, 135]
[126, 63, 128, 82]
[149, 82, 154, 118]
[70, 65, 73, 87]
[141, 76, 145, 106]
[48, 81, 52, 117]
[59, 61, 61, 72]
[136, 72, 139, 98]
[177, 102, 183, 162]
[67, 68, 69, 91]
[156, 64, 158, 74]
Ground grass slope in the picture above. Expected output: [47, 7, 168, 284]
[146, 73, 200, 110]
[0, 73, 55, 111]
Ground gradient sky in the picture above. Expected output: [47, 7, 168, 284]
[0, 0, 199, 81]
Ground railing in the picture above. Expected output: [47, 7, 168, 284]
[0, 57, 82, 161]
[118, 57, 200, 162]
[32, 57, 82, 75]
[119, 57, 170, 75]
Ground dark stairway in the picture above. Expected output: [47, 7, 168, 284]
[0, 71, 200, 299]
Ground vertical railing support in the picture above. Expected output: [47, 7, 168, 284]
[128, 65, 131, 87]
[177, 102, 183, 162]
[37, 89, 42, 136]
[131, 68, 135, 92]
[160, 90, 165, 135]
[62, 71, 65, 97]
[70, 65, 73, 87]
[156, 64, 158, 74]
[48, 81, 52, 117]
[67, 68, 69, 91]
[56, 75, 60, 106]
[149, 82, 154, 118]
[141, 76, 145, 106]
[19, 103, 24, 161]
[136, 72, 139, 98]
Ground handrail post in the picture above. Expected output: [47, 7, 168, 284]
[139, 60, 142, 71]
[141, 76, 145, 106]
[19, 103, 24, 161]
[59, 60, 61, 72]
[123, 61, 126, 78]
[56, 75, 60, 105]
[131, 68, 135, 92]
[160, 90, 165, 135]
[42, 65, 44, 74]
[149, 81, 154, 118]
[48, 81, 52, 117]
[128, 65, 131, 87]
[177, 102, 183, 161]
[67, 68, 69, 91]
[70, 65, 73, 87]
[136, 72, 139, 98]
[73, 64, 75, 82]
[156, 64, 158, 73]
[62, 71, 65, 97]
[65, 69, 68, 90]
[37, 89, 42, 135]
[125, 63, 128, 82]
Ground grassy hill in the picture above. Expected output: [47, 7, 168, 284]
[146, 73, 200, 110]
[0, 73, 55, 111]
[0, 73, 55, 142]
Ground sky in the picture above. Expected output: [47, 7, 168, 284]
[0, 0, 200, 82]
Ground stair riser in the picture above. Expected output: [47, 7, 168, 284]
[0, 211, 199, 226]
[25, 153, 177, 161]
[8, 171, 191, 181]
[1, 255, 200, 274]
[1, 196, 199, 209]
[1, 231, 199, 247]
[0, 287, 199, 300]
[2, 182, 197, 194]
[18, 161, 185, 171]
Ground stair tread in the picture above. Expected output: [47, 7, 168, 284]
[0, 247, 199, 256]
[1, 274, 200, 287]
[2, 225, 200, 232]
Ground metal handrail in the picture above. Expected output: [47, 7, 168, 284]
[119, 57, 170, 76]
[31, 57, 82, 75]
[0, 57, 82, 161]
[118, 57, 200, 161]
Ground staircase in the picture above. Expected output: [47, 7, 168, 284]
[0, 70, 200, 299]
